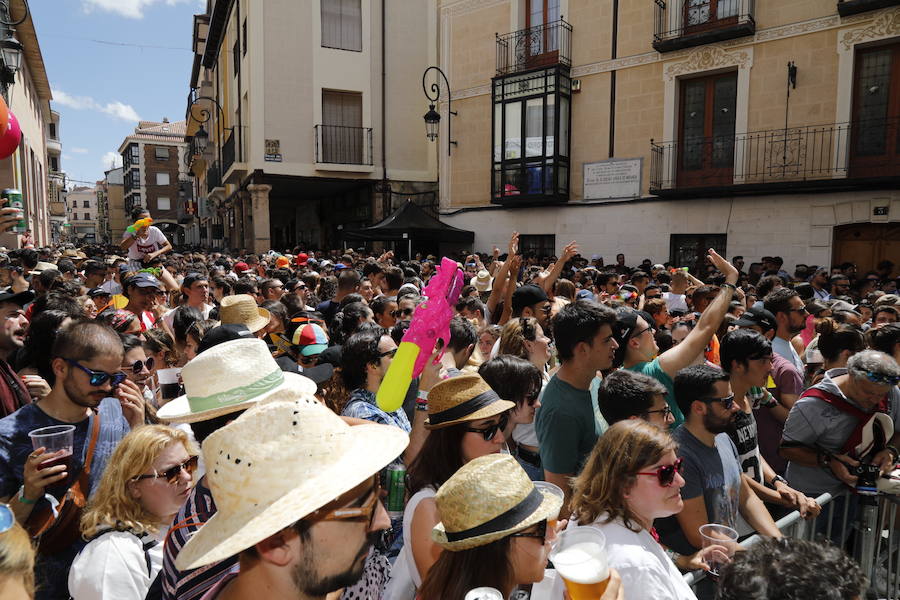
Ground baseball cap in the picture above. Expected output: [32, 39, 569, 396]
[0, 290, 34, 306]
[275, 256, 291, 269]
[234, 262, 251, 274]
[182, 273, 207, 289]
[87, 287, 110, 299]
[733, 306, 777, 332]
[576, 289, 595, 301]
[511, 284, 549, 314]
[295, 253, 309, 266]
[291, 323, 329, 356]
[125, 272, 162, 290]
[333, 263, 348, 271]
[197, 324, 254, 354]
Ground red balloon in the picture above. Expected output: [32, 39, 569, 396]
[0, 111, 21, 160]
[0, 96, 8, 138]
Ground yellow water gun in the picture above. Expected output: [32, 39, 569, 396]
[126, 217, 153, 235]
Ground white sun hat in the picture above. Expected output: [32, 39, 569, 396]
[174, 398, 409, 570]
[156, 338, 316, 424]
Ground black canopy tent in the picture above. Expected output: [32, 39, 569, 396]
[343, 200, 474, 257]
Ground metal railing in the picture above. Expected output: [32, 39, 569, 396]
[496, 19, 572, 76]
[653, 0, 755, 51]
[222, 132, 236, 174]
[838, 0, 900, 17]
[314, 125, 373, 166]
[206, 162, 221, 190]
[648, 118, 900, 192]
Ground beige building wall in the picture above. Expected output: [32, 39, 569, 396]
[438, 0, 900, 270]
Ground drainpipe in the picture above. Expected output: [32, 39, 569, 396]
[381, 0, 389, 219]
[608, 0, 619, 158]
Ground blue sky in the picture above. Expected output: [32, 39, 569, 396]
[29, 0, 203, 187]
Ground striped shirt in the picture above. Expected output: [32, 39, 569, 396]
[161, 476, 239, 600]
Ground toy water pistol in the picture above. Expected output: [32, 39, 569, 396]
[127, 217, 153, 235]
[376, 257, 465, 412]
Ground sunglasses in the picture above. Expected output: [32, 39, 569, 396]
[65, 359, 127, 387]
[865, 371, 900, 387]
[511, 518, 547, 542]
[636, 457, 684, 487]
[133, 455, 199, 485]
[305, 475, 381, 527]
[465, 412, 510, 441]
[129, 357, 155, 374]
[701, 394, 735, 410]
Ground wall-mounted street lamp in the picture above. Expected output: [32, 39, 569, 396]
[0, 0, 27, 97]
[422, 66, 457, 156]
[186, 92, 234, 175]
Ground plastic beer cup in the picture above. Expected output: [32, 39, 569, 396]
[534, 481, 565, 530]
[28, 425, 75, 468]
[549, 526, 610, 600]
[698, 523, 738, 577]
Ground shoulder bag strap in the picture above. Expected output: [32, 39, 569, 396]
[81, 410, 101, 479]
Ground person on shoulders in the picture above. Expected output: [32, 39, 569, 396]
[120, 207, 172, 273]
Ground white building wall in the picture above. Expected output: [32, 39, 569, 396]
[440, 190, 900, 272]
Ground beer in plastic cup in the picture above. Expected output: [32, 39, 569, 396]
[534, 481, 565, 529]
[464, 588, 503, 600]
[549, 526, 610, 599]
[698, 523, 738, 576]
[158, 367, 182, 402]
[28, 425, 75, 472]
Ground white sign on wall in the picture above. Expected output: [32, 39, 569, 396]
[583, 158, 642, 201]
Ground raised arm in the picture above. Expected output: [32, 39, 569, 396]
[539, 241, 578, 295]
[658, 249, 737, 378]
[486, 232, 518, 317]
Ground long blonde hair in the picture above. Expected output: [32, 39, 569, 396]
[81, 425, 197, 538]
[0, 521, 35, 596]
[498, 317, 532, 360]
[571, 420, 677, 532]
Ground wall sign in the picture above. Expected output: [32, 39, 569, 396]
[265, 139, 282, 162]
[583, 158, 642, 200]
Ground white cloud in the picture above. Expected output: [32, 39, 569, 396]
[52, 88, 141, 123]
[101, 151, 123, 169]
[81, 0, 203, 19]
[62, 154, 72, 160]
[71, 147, 89, 154]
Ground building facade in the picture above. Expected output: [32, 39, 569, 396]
[66, 185, 97, 243]
[437, 0, 900, 274]
[184, 0, 438, 253]
[104, 167, 126, 241]
[0, 0, 52, 249]
[118, 119, 192, 245]
[47, 109, 67, 244]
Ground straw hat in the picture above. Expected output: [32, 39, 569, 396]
[471, 270, 493, 293]
[425, 374, 514, 430]
[174, 398, 409, 570]
[157, 338, 316, 424]
[219, 294, 271, 333]
[432, 454, 562, 551]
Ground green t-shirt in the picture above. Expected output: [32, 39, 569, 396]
[627, 357, 684, 428]
[535, 375, 599, 475]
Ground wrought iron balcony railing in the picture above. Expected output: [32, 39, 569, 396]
[315, 125, 373, 166]
[207, 162, 221, 190]
[837, 0, 900, 16]
[496, 19, 572, 76]
[653, 0, 755, 53]
[650, 118, 900, 195]
[222, 132, 236, 174]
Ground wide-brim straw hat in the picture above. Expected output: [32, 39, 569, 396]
[471, 270, 493, 292]
[425, 374, 514, 430]
[157, 338, 316, 424]
[432, 454, 562, 551]
[175, 398, 408, 570]
[219, 294, 271, 332]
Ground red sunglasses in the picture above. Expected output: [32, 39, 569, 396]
[636, 457, 684, 487]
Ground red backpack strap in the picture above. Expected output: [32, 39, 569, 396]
[800, 387, 870, 455]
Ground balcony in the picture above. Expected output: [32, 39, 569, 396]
[49, 201, 66, 217]
[206, 162, 222, 191]
[46, 138, 61, 154]
[653, 0, 755, 53]
[314, 125, 373, 167]
[649, 118, 900, 196]
[838, 0, 900, 16]
[496, 19, 572, 76]
[222, 132, 235, 174]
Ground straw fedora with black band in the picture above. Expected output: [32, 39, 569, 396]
[174, 398, 409, 571]
[157, 338, 316, 424]
[424, 374, 515, 430]
[431, 453, 562, 551]
[219, 294, 271, 333]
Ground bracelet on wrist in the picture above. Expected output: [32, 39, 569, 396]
[721, 282, 737, 291]
[771, 475, 788, 487]
[18, 486, 37, 505]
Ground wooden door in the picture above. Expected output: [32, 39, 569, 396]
[677, 72, 737, 187]
[683, 0, 739, 34]
[524, 0, 560, 69]
[832, 223, 900, 274]
[322, 91, 363, 164]
[850, 43, 900, 178]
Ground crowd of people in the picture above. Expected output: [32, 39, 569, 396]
[0, 209, 896, 599]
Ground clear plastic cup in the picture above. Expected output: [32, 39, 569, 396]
[28, 425, 75, 471]
[549, 526, 610, 600]
[534, 481, 565, 529]
[699, 523, 738, 576]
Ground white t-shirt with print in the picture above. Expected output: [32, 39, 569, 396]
[125, 226, 167, 261]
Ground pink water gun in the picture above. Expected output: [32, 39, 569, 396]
[376, 257, 465, 412]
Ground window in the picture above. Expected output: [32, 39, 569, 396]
[321, 0, 362, 52]
[82, 200, 89, 208]
[48, 123, 57, 139]
[677, 71, 737, 187]
[156, 173, 170, 186]
[684, 0, 738, 31]
[130, 144, 139, 164]
[320, 90, 363, 163]
[525, 0, 561, 60]
[233, 38, 240, 75]
[242, 19, 248, 56]
[157, 197, 171, 210]
[519, 234, 556, 259]
[155, 147, 169, 160]
[492, 67, 571, 204]
[83, 213, 89, 221]
[850, 42, 900, 177]
[49, 156, 58, 171]
[670, 234, 727, 274]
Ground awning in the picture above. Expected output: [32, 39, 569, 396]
[343, 200, 474, 244]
